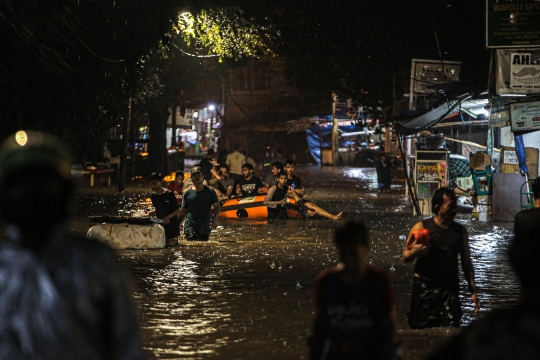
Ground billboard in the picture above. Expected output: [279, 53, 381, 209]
[486, 0, 540, 48]
[411, 59, 461, 94]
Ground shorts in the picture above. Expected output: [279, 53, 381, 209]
[185, 228, 210, 241]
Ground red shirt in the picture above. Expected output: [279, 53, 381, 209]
[167, 183, 183, 204]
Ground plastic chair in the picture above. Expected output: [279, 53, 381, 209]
[471, 165, 493, 196]
[520, 180, 535, 210]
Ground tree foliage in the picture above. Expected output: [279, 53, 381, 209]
[173, 7, 274, 62]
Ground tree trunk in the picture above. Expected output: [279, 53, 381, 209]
[148, 104, 169, 176]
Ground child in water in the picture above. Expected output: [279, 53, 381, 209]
[309, 221, 401, 360]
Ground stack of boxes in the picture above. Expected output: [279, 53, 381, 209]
[500, 146, 538, 179]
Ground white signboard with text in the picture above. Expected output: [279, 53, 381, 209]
[503, 150, 518, 164]
[510, 100, 540, 132]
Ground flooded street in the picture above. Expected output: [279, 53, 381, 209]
[72, 164, 519, 359]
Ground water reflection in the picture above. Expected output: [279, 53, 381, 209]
[73, 165, 517, 360]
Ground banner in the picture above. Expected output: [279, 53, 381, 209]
[494, 49, 540, 95]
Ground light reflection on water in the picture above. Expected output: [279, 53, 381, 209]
[72, 165, 518, 360]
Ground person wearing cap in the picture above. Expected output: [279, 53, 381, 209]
[178, 166, 221, 241]
[0, 131, 144, 359]
[149, 172, 181, 247]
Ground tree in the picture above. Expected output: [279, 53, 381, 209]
[0, 0, 274, 167]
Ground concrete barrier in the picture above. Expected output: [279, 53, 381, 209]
[87, 223, 166, 249]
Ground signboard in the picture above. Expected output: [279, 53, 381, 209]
[494, 49, 540, 95]
[510, 53, 540, 90]
[503, 150, 519, 164]
[510, 100, 540, 132]
[489, 98, 511, 128]
[411, 59, 461, 94]
[417, 162, 446, 182]
[486, 0, 540, 48]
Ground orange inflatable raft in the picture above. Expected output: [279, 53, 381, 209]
[219, 194, 306, 219]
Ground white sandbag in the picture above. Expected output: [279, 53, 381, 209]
[87, 223, 166, 249]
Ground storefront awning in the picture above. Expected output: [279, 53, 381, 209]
[394, 99, 464, 136]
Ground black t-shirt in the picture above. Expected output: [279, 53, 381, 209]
[414, 217, 464, 292]
[150, 190, 180, 239]
[286, 176, 302, 190]
[510, 208, 540, 287]
[237, 176, 263, 197]
[198, 157, 213, 181]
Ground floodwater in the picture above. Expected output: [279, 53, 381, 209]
[72, 164, 519, 360]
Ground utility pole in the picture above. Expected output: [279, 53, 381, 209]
[117, 97, 132, 192]
[331, 92, 339, 166]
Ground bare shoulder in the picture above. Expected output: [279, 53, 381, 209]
[411, 221, 424, 231]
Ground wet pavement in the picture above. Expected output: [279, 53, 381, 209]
[71, 164, 519, 359]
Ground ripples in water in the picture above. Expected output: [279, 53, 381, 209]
[74, 165, 518, 359]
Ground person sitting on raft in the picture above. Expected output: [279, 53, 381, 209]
[264, 171, 291, 219]
[263, 161, 284, 189]
[215, 164, 235, 199]
[235, 163, 264, 198]
[284, 159, 343, 220]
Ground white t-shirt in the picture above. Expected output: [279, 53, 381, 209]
[226, 151, 246, 175]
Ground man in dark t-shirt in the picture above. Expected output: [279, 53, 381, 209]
[264, 171, 289, 219]
[235, 163, 263, 197]
[149, 172, 181, 247]
[425, 178, 540, 359]
[403, 187, 480, 328]
[283, 159, 343, 220]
